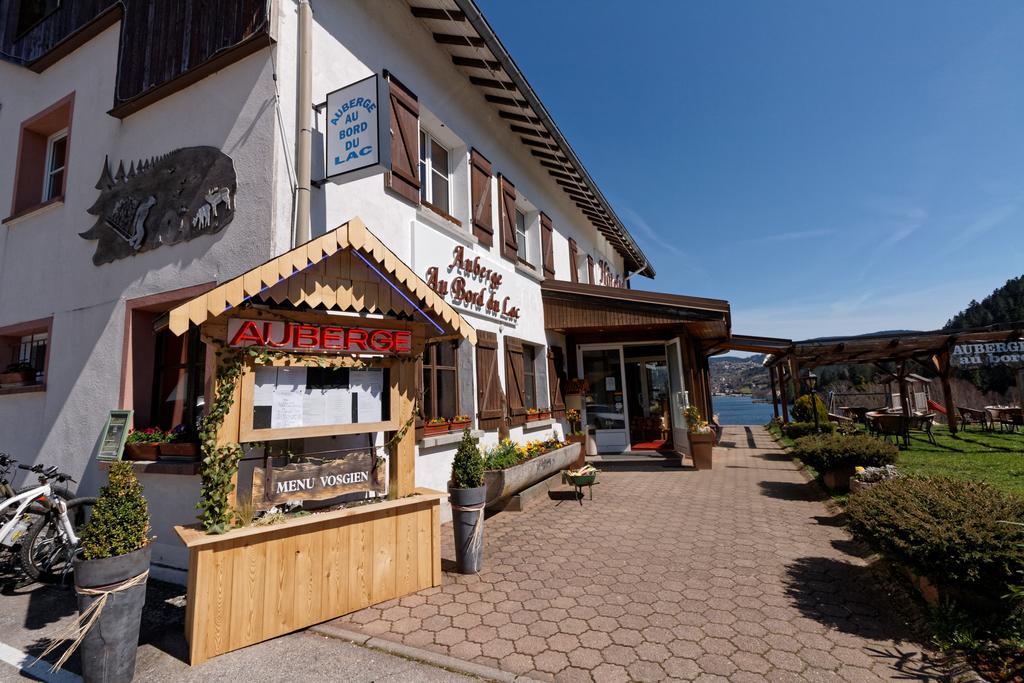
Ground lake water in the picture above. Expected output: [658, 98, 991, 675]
[712, 395, 775, 425]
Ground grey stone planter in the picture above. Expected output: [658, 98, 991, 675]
[449, 485, 486, 574]
[483, 443, 581, 509]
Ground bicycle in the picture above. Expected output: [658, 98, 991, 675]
[0, 460, 95, 583]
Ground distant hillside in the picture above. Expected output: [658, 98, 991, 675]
[709, 354, 769, 397]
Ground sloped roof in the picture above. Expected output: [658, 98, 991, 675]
[406, 0, 654, 277]
[167, 217, 476, 343]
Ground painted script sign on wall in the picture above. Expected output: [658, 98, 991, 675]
[251, 453, 384, 506]
[228, 318, 413, 355]
[952, 342, 1024, 368]
[425, 246, 520, 325]
[325, 74, 387, 181]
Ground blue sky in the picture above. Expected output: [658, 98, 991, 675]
[477, 0, 1024, 342]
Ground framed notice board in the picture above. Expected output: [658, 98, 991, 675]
[97, 410, 133, 461]
[239, 362, 397, 442]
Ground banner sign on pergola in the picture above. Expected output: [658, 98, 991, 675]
[951, 342, 1024, 368]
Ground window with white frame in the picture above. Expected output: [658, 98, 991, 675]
[418, 130, 451, 215]
[515, 209, 529, 263]
[43, 130, 67, 202]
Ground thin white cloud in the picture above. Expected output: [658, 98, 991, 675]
[740, 228, 834, 245]
[617, 206, 705, 275]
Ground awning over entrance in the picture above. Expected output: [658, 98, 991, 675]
[166, 217, 476, 343]
[541, 280, 731, 346]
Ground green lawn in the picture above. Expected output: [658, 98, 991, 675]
[898, 427, 1024, 496]
[767, 421, 1024, 497]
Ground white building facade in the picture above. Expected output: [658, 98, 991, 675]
[0, 0, 727, 581]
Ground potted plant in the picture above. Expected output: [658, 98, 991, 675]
[159, 424, 200, 460]
[0, 361, 36, 387]
[685, 405, 715, 470]
[424, 417, 450, 437]
[449, 429, 485, 574]
[449, 414, 471, 431]
[792, 434, 898, 492]
[564, 408, 587, 467]
[124, 427, 168, 461]
[73, 460, 151, 683]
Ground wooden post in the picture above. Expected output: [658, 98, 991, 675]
[778, 365, 790, 424]
[935, 350, 958, 434]
[897, 361, 912, 418]
[769, 365, 780, 419]
[389, 357, 417, 498]
[789, 357, 803, 397]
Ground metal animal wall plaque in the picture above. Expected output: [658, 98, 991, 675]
[80, 146, 237, 265]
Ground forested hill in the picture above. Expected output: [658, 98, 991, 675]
[944, 275, 1024, 395]
[945, 275, 1024, 330]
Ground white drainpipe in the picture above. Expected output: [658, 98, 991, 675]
[294, 0, 313, 246]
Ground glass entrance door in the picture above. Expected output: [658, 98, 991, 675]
[666, 340, 689, 455]
[580, 347, 628, 454]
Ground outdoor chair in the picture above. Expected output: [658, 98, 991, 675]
[1009, 409, 1024, 433]
[873, 413, 910, 449]
[957, 406, 989, 431]
[908, 412, 936, 445]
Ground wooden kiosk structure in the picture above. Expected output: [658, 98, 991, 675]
[170, 218, 475, 665]
[765, 324, 1024, 434]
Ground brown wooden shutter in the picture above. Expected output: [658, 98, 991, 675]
[476, 331, 505, 429]
[504, 336, 526, 426]
[498, 174, 518, 262]
[470, 149, 493, 246]
[414, 353, 425, 439]
[385, 73, 420, 204]
[548, 347, 566, 417]
[540, 212, 555, 278]
[586, 255, 595, 284]
[568, 238, 578, 283]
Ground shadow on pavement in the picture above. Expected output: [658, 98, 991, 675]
[757, 480, 827, 502]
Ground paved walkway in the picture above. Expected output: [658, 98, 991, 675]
[333, 426, 947, 682]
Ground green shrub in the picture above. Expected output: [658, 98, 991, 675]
[451, 429, 484, 489]
[78, 461, 150, 561]
[482, 439, 521, 470]
[792, 434, 897, 471]
[847, 477, 1024, 605]
[781, 421, 836, 439]
[792, 394, 829, 423]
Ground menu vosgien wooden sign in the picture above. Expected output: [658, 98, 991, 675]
[228, 318, 412, 355]
[251, 453, 384, 506]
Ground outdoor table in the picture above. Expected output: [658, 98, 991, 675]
[986, 406, 1023, 432]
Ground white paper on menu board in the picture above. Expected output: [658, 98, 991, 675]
[325, 387, 352, 425]
[271, 367, 306, 429]
[350, 369, 383, 423]
[303, 386, 326, 426]
[253, 367, 276, 407]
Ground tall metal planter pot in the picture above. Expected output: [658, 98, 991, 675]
[449, 485, 486, 574]
[688, 433, 715, 470]
[73, 545, 150, 683]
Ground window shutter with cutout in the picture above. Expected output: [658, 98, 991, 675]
[568, 238, 578, 283]
[385, 73, 420, 204]
[586, 254, 595, 284]
[540, 212, 555, 278]
[548, 347, 566, 417]
[470, 149, 493, 246]
[476, 331, 505, 430]
[498, 174, 518, 262]
[504, 336, 526, 426]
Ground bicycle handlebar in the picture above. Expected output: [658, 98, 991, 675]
[16, 463, 75, 483]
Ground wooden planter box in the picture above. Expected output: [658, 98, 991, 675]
[175, 490, 444, 665]
[160, 442, 200, 459]
[822, 467, 856, 492]
[125, 443, 160, 461]
[483, 443, 580, 509]
[424, 422, 450, 437]
[448, 420, 470, 433]
[526, 411, 552, 422]
[688, 432, 715, 470]
[0, 369, 34, 387]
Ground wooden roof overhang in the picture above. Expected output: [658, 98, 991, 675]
[405, 0, 653, 277]
[542, 280, 731, 345]
[166, 217, 476, 343]
[764, 322, 1024, 369]
[706, 334, 793, 356]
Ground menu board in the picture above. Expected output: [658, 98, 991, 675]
[252, 367, 387, 430]
[97, 410, 133, 461]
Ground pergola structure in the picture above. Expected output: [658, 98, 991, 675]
[763, 322, 1024, 434]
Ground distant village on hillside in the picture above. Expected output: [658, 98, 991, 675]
[709, 354, 771, 398]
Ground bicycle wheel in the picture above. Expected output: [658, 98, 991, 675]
[20, 496, 96, 584]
